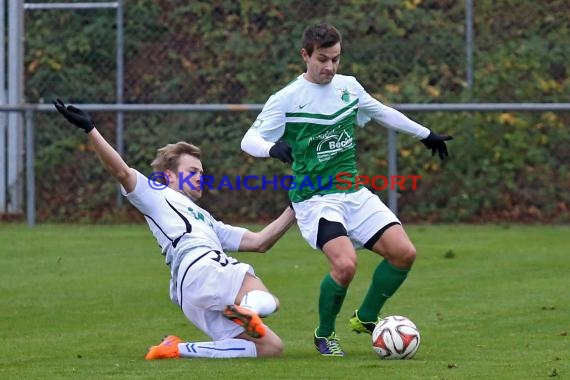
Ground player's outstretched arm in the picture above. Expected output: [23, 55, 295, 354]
[238, 206, 296, 252]
[53, 99, 137, 193]
[370, 105, 453, 160]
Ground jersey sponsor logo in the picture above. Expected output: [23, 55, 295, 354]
[298, 102, 310, 109]
[315, 129, 354, 162]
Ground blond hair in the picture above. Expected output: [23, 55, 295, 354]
[151, 141, 201, 183]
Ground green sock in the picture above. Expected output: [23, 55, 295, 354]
[316, 274, 348, 337]
[357, 259, 410, 322]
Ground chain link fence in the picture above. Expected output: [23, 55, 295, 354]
[5, 0, 569, 223]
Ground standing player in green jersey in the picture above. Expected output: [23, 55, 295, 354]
[241, 23, 452, 356]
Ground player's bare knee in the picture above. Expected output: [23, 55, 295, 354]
[265, 345, 283, 357]
[257, 336, 284, 357]
[403, 244, 417, 265]
[393, 244, 416, 267]
[271, 339, 284, 357]
[332, 260, 356, 285]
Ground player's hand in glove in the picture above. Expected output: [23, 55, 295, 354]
[421, 130, 453, 160]
[269, 140, 293, 164]
[53, 98, 95, 133]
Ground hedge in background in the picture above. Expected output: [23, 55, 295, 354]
[26, 0, 569, 223]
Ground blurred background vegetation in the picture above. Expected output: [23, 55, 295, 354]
[23, 0, 569, 223]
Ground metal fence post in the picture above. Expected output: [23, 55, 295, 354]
[465, 0, 474, 97]
[116, 0, 125, 207]
[387, 129, 398, 215]
[7, 0, 24, 214]
[25, 109, 35, 226]
[0, 0, 6, 213]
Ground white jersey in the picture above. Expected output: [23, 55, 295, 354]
[122, 170, 247, 304]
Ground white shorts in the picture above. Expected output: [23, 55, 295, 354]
[292, 188, 401, 249]
[176, 249, 255, 341]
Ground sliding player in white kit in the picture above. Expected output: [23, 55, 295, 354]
[54, 99, 296, 359]
[241, 24, 452, 356]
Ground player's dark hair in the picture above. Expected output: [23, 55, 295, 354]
[302, 23, 342, 56]
[151, 141, 201, 184]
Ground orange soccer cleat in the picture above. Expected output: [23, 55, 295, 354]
[223, 305, 266, 339]
[144, 335, 181, 360]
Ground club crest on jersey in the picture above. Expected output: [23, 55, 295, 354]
[251, 119, 263, 129]
[341, 88, 350, 103]
[315, 129, 354, 162]
[188, 206, 214, 227]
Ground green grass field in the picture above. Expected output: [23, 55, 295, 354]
[1, 224, 568, 379]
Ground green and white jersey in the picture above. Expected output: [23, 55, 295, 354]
[244, 74, 429, 202]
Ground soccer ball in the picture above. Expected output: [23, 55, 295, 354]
[372, 315, 420, 359]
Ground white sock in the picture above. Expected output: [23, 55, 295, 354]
[178, 339, 257, 358]
[240, 290, 277, 317]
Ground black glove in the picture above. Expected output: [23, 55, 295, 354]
[269, 140, 293, 164]
[53, 98, 95, 133]
[421, 130, 453, 160]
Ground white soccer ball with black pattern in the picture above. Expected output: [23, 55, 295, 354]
[372, 315, 420, 359]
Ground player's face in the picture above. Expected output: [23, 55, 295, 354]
[171, 153, 203, 201]
[301, 42, 341, 84]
